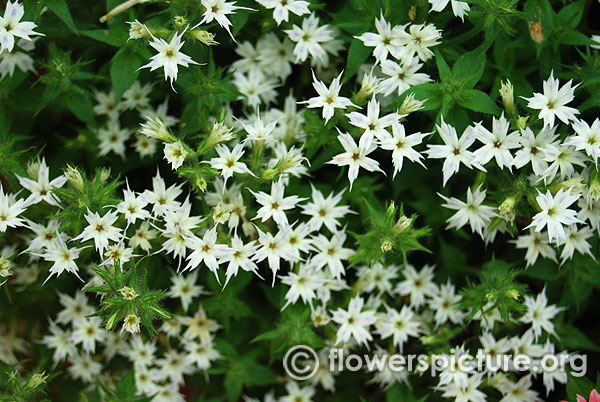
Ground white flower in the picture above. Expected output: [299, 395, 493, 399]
[511, 229, 557, 267]
[394, 23, 441, 61]
[249, 179, 305, 226]
[0, 185, 27, 232]
[155, 348, 194, 385]
[592, 34, 600, 50]
[301, 71, 355, 123]
[163, 141, 188, 170]
[142, 170, 183, 216]
[255, 0, 309, 25]
[310, 231, 353, 278]
[139, 28, 199, 89]
[0, 37, 35, 78]
[221, 235, 262, 287]
[526, 188, 582, 243]
[280, 381, 316, 402]
[512, 126, 558, 176]
[380, 55, 432, 96]
[41, 320, 76, 365]
[379, 121, 428, 178]
[67, 353, 101, 384]
[440, 373, 486, 402]
[22, 219, 66, 253]
[232, 69, 278, 108]
[16, 158, 66, 207]
[168, 271, 206, 312]
[56, 291, 94, 324]
[428, 281, 465, 326]
[116, 183, 151, 225]
[122, 81, 153, 110]
[521, 71, 580, 127]
[198, 0, 254, 41]
[300, 186, 354, 232]
[71, 317, 106, 354]
[73, 210, 122, 255]
[209, 143, 255, 188]
[424, 119, 481, 186]
[428, 0, 470, 21]
[180, 307, 220, 342]
[0, 1, 43, 53]
[395, 263, 438, 307]
[183, 337, 220, 370]
[519, 288, 564, 340]
[122, 314, 141, 334]
[354, 13, 404, 63]
[439, 186, 497, 239]
[184, 227, 229, 280]
[473, 114, 521, 169]
[539, 143, 587, 184]
[280, 264, 322, 309]
[331, 296, 378, 347]
[556, 225, 595, 264]
[328, 131, 383, 190]
[97, 119, 131, 158]
[375, 305, 421, 352]
[346, 97, 400, 148]
[285, 13, 334, 62]
[38, 236, 85, 283]
[254, 227, 296, 285]
[566, 118, 600, 165]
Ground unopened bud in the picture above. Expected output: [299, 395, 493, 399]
[26, 159, 41, 180]
[195, 175, 207, 192]
[516, 116, 528, 130]
[392, 215, 411, 234]
[127, 19, 148, 40]
[0, 256, 12, 278]
[499, 80, 515, 115]
[99, 167, 111, 184]
[205, 121, 234, 148]
[64, 165, 84, 192]
[25, 372, 48, 391]
[498, 195, 517, 221]
[139, 115, 176, 143]
[190, 29, 218, 46]
[505, 289, 519, 300]
[173, 16, 187, 29]
[398, 93, 425, 115]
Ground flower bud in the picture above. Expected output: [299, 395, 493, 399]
[64, 165, 84, 192]
[0, 256, 12, 278]
[516, 116, 528, 130]
[499, 80, 515, 115]
[99, 167, 111, 184]
[195, 175, 208, 192]
[139, 115, 176, 143]
[127, 19, 148, 40]
[173, 16, 187, 29]
[498, 195, 517, 221]
[26, 159, 41, 180]
[190, 29, 218, 46]
[398, 93, 426, 115]
[505, 289, 519, 300]
[205, 121, 234, 148]
[392, 215, 412, 234]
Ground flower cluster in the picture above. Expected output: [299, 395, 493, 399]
[1, 0, 600, 401]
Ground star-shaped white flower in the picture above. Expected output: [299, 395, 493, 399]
[328, 130, 383, 190]
[346, 97, 400, 148]
[255, 0, 309, 25]
[0, 1, 43, 53]
[139, 28, 199, 89]
[526, 188, 582, 243]
[300, 71, 356, 123]
[521, 71, 580, 127]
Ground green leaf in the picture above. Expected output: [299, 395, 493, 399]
[452, 46, 486, 89]
[81, 29, 128, 47]
[405, 83, 443, 111]
[42, 0, 78, 34]
[566, 372, 595, 402]
[523, 0, 554, 44]
[343, 38, 372, 83]
[556, 323, 600, 352]
[435, 50, 452, 83]
[457, 89, 501, 115]
[556, 0, 585, 29]
[115, 370, 136, 399]
[110, 47, 143, 102]
[65, 90, 95, 124]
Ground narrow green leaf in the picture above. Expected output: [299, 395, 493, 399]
[452, 46, 486, 89]
[42, 0, 78, 34]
